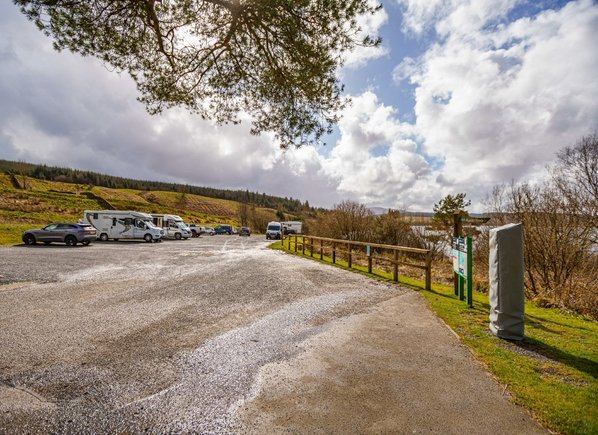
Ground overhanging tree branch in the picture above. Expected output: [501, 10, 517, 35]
[14, 0, 382, 148]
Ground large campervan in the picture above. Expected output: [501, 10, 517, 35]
[83, 210, 163, 242]
[151, 214, 191, 240]
[282, 221, 302, 235]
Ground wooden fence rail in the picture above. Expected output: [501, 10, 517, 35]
[283, 235, 432, 290]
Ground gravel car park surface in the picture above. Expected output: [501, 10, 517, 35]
[0, 236, 545, 434]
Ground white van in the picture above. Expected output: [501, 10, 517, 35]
[266, 221, 283, 240]
[151, 214, 191, 240]
[83, 210, 163, 242]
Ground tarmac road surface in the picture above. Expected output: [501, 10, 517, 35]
[0, 236, 545, 434]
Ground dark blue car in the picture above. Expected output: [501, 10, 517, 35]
[214, 225, 232, 235]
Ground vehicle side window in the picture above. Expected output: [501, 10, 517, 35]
[44, 224, 58, 230]
[69, 225, 78, 229]
[93, 213, 98, 219]
[124, 218, 134, 226]
[56, 224, 69, 229]
[136, 220, 145, 229]
[113, 218, 117, 226]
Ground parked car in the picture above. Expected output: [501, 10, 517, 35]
[22, 223, 97, 246]
[188, 224, 203, 237]
[239, 227, 251, 236]
[214, 225, 233, 235]
[203, 227, 215, 236]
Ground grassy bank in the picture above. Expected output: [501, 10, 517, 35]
[271, 240, 598, 435]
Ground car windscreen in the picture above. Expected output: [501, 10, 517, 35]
[267, 225, 281, 231]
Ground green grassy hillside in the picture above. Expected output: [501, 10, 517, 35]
[0, 173, 277, 245]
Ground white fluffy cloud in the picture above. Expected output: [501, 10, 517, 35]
[319, 92, 428, 204]
[393, 0, 598, 208]
[343, 0, 390, 68]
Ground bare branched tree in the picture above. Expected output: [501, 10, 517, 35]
[484, 135, 598, 315]
[238, 202, 249, 227]
[315, 200, 374, 241]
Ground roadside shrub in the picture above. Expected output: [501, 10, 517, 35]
[313, 200, 375, 241]
[312, 201, 430, 251]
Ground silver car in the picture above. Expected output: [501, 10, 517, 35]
[22, 223, 97, 246]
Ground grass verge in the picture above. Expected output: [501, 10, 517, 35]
[271, 240, 598, 435]
[0, 224, 31, 246]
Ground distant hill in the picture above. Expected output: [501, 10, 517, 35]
[0, 159, 311, 214]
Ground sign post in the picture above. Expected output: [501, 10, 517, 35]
[451, 236, 473, 307]
[453, 212, 463, 296]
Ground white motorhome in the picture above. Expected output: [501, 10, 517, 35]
[83, 210, 163, 242]
[282, 221, 302, 234]
[151, 214, 191, 240]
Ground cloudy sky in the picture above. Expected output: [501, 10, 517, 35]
[1, 0, 597, 211]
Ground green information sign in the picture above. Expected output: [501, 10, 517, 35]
[451, 236, 473, 306]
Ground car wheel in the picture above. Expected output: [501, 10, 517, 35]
[175, 232, 182, 240]
[44, 241, 51, 245]
[82, 240, 91, 246]
[23, 234, 36, 245]
[99, 233, 108, 241]
[144, 233, 153, 243]
[65, 235, 77, 246]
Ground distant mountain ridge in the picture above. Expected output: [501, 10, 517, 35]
[368, 207, 435, 217]
[369, 207, 488, 219]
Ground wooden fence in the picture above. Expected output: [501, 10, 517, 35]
[283, 235, 432, 290]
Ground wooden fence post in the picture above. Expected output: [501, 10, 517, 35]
[310, 237, 313, 257]
[393, 250, 398, 282]
[348, 243, 352, 268]
[302, 236, 305, 255]
[320, 239, 323, 260]
[332, 242, 336, 264]
[425, 250, 432, 290]
[294, 235, 297, 252]
[367, 252, 372, 274]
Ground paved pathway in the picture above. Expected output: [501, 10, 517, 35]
[0, 237, 545, 433]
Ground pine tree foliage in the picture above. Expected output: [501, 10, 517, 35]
[14, 0, 382, 148]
